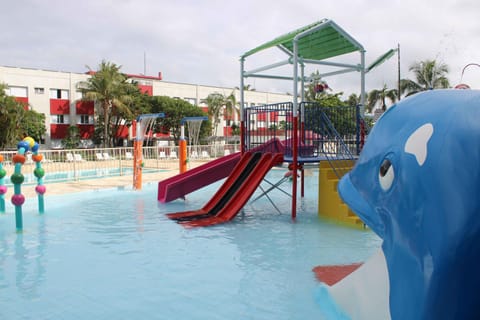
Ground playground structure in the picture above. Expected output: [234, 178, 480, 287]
[239, 19, 368, 219]
[133, 113, 164, 190]
[160, 19, 367, 225]
[1, 137, 46, 231]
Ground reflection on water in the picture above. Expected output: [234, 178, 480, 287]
[0, 169, 381, 320]
[0, 218, 48, 302]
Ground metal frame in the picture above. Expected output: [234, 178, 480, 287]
[239, 19, 366, 219]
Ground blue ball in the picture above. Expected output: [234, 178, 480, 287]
[32, 142, 39, 152]
[17, 141, 30, 152]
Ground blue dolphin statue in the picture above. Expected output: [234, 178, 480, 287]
[336, 89, 480, 319]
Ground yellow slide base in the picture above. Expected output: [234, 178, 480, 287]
[318, 160, 366, 229]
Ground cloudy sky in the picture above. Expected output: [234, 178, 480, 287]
[1, 0, 479, 97]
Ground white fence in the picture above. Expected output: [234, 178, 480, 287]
[0, 144, 240, 186]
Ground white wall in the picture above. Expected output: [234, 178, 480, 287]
[0, 65, 293, 147]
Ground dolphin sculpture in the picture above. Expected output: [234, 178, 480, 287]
[318, 90, 480, 319]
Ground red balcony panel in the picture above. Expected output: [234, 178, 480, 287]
[78, 125, 94, 139]
[223, 126, 233, 136]
[50, 99, 70, 114]
[116, 125, 129, 139]
[15, 97, 29, 110]
[270, 111, 278, 122]
[50, 124, 69, 139]
[76, 101, 94, 115]
[138, 85, 153, 96]
[257, 112, 267, 121]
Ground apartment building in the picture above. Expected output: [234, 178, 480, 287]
[0, 65, 292, 148]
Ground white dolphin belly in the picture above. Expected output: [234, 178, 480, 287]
[328, 249, 391, 319]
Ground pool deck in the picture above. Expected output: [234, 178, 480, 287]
[7, 160, 208, 199]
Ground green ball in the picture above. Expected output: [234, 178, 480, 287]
[34, 168, 45, 178]
[10, 173, 24, 184]
[0, 168, 6, 179]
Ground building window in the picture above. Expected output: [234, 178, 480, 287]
[34, 87, 45, 94]
[49, 88, 69, 99]
[78, 115, 93, 125]
[8, 86, 28, 97]
[51, 114, 69, 124]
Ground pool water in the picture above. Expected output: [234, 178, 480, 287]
[0, 168, 381, 319]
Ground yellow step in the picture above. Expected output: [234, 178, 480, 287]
[318, 160, 362, 229]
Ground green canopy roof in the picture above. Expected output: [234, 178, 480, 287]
[366, 48, 397, 73]
[241, 19, 364, 61]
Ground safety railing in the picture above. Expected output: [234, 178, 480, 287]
[316, 108, 356, 178]
[243, 101, 359, 178]
[0, 144, 240, 186]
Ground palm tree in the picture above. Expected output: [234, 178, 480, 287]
[78, 60, 136, 148]
[202, 93, 225, 136]
[367, 84, 398, 112]
[400, 59, 450, 97]
[234, 84, 255, 91]
[224, 91, 239, 124]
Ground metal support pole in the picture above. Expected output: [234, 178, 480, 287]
[291, 38, 299, 220]
[360, 50, 366, 110]
[240, 58, 245, 154]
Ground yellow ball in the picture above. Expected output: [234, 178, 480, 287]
[23, 136, 35, 148]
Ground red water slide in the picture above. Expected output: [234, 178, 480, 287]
[166, 151, 258, 220]
[157, 138, 285, 203]
[157, 152, 241, 203]
[176, 152, 284, 227]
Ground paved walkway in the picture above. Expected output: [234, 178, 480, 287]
[3, 162, 205, 199]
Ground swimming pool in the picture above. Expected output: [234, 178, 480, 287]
[0, 168, 381, 319]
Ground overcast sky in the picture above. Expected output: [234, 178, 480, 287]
[1, 0, 479, 97]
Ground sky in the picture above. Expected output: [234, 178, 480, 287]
[1, 0, 479, 98]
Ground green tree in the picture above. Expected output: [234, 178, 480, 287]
[230, 122, 240, 136]
[0, 83, 25, 148]
[344, 93, 361, 107]
[78, 60, 137, 148]
[367, 84, 398, 112]
[23, 110, 46, 143]
[202, 93, 225, 137]
[400, 59, 450, 97]
[62, 125, 81, 149]
[148, 96, 209, 142]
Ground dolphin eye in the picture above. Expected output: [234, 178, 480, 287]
[379, 158, 394, 191]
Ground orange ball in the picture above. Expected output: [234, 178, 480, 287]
[13, 154, 26, 164]
[32, 154, 43, 162]
[0, 155, 3, 162]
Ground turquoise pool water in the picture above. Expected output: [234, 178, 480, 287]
[0, 168, 381, 319]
